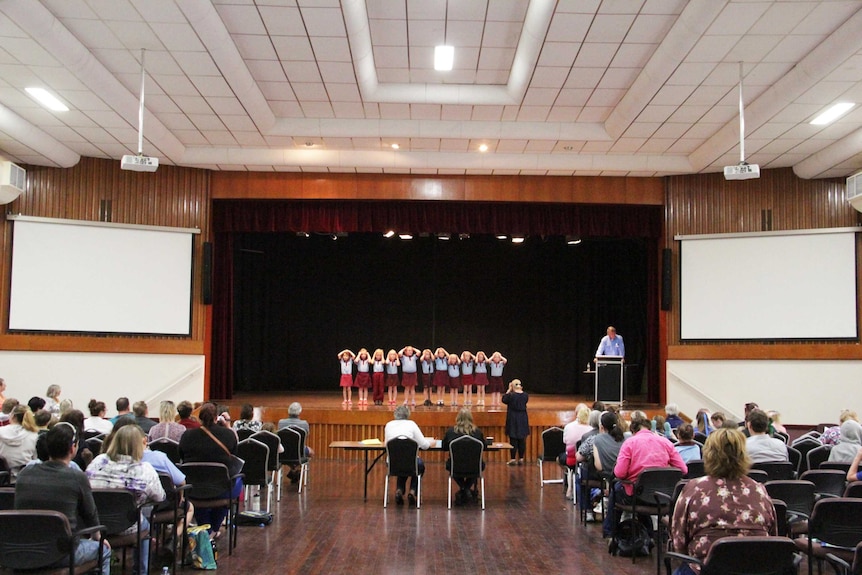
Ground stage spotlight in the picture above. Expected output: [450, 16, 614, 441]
[330, 233, 338, 240]
[511, 236, 525, 244]
[383, 230, 395, 238]
[566, 235, 582, 245]
[496, 234, 508, 240]
[399, 233, 413, 240]
[437, 233, 451, 240]
[458, 233, 470, 240]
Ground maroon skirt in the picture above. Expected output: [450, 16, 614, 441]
[355, 372, 371, 389]
[461, 374, 474, 387]
[488, 375, 504, 393]
[420, 373, 432, 391]
[385, 373, 399, 388]
[448, 375, 461, 390]
[474, 372, 489, 387]
[340, 374, 354, 388]
[401, 372, 418, 388]
[432, 371, 448, 388]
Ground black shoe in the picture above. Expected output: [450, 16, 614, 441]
[423, 399, 432, 407]
[407, 491, 417, 506]
[395, 489, 404, 505]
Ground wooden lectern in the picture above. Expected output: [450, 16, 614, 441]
[595, 356, 624, 403]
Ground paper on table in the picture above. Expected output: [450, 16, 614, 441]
[360, 438, 382, 445]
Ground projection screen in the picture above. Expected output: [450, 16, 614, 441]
[8, 216, 197, 335]
[678, 228, 858, 340]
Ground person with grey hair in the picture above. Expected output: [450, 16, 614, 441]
[132, 400, 156, 433]
[383, 405, 431, 506]
[278, 402, 315, 482]
[665, 403, 684, 430]
[44, 384, 62, 416]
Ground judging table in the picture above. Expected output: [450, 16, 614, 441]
[330, 440, 513, 501]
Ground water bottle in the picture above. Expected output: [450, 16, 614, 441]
[252, 493, 260, 512]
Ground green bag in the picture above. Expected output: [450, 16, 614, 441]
[186, 524, 217, 570]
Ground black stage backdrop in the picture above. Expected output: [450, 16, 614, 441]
[211, 200, 661, 400]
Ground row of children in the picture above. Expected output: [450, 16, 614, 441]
[337, 347, 507, 407]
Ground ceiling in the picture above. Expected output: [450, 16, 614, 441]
[1, 0, 862, 178]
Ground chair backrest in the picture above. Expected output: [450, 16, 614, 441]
[633, 467, 684, 507]
[277, 427, 304, 464]
[250, 430, 281, 472]
[149, 437, 181, 464]
[820, 461, 851, 473]
[771, 499, 789, 537]
[800, 469, 848, 499]
[764, 480, 815, 520]
[540, 427, 565, 462]
[684, 459, 705, 479]
[699, 535, 800, 575]
[82, 429, 105, 442]
[806, 445, 831, 472]
[787, 446, 802, 476]
[693, 432, 708, 444]
[747, 469, 770, 484]
[178, 462, 232, 500]
[449, 435, 484, 478]
[0, 509, 76, 570]
[844, 481, 862, 498]
[91, 489, 140, 536]
[808, 498, 862, 549]
[774, 430, 789, 444]
[752, 461, 795, 481]
[236, 438, 269, 486]
[0, 487, 14, 511]
[236, 428, 255, 441]
[791, 438, 822, 473]
[385, 436, 420, 477]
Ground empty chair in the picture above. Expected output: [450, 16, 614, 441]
[787, 446, 802, 477]
[148, 437, 181, 464]
[0, 487, 13, 511]
[746, 469, 770, 484]
[384, 436, 422, 508]
[794, 497, 862, 575]
[764, 479, 815, 536]
[277, 426, 309, 495]
[179, 462, 242, 555]
[236, 428, 255, 442]
[844, 481, 862, 498]
[250, 430, 282, 501]
[149, 473, 190, 575]
[237, 437, 272, 512]
[800, 469, 848, 499]
[806, 445, 831, 472]
[774, 430, 790, 444]
[0, 509, 107, 574]
[792, 437, 822, 474]
[447, 435, 485, 509]
[772, 498, 789, 537]
[91, 489, 150, 575]
[820, 461, 852, 473]
[684, 460, 705, 479]
[664, 535, 800, 575]
[752, 461, 796, 480]
[537, 427, 565, 487]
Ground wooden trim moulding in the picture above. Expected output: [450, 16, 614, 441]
[0, 334, 204, 355]
[667, 343, 862, 361]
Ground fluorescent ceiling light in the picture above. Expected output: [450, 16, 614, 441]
[383, 230, 395, 238]
[25, 87, 69, 112]
[434, 45, 454, 71]
[810, 102, 855, 125]
[566, 236, 582, 245]
[496, 234, 508, 240]
[511, 236, 525, 244]
[398, 233, 413, 240]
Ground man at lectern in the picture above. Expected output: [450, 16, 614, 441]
[594, 326, 625, 362]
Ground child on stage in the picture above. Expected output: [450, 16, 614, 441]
[371, 348, 386, 406]
[338, 349, 356, 405]
[420, 348, 434, 406]
[354, 348, 372, 406]
[460, 351, 475, 406]
[488, 351, 508, 407]
[474, 351, 489, 406]
[433, 347, 449, 407]
[385, 349, 401, 406]
[399, 346, 419, 406]
[447, 353, 462, 406]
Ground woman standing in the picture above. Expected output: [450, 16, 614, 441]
[502, 379, 529, 465]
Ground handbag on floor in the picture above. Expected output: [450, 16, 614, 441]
[186, 524, 218, 570]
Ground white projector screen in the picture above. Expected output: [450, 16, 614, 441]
[679, 228, 858, 340]
[9, 217, 196, 335]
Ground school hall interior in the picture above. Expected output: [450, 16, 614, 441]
[0, 2, 861, 573]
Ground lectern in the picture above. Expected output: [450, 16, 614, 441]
[595, 356, 624, 403]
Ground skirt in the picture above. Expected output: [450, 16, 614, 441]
[432, 370, 448, 389]
[340, 374, 354, 388]
[461, 374, 474, 388]
[474, 372, 489, 387]
[355, 372, 371, 389]
[488, 375, 504, 393]
[420, 373, 432, 391]
[401, 371, 418, 388]
[448, 375, 461, 390]
[385, 373, 399, 388]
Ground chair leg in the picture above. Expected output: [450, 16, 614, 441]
[448, 476, 452, 509]
[277, 467, 283, 501]
[480, 477, 485, 510]
[383, 475, 389, 508]
[416, 475, 421, 509]
[539, 459, 544, 487]
[298, 464, 304, 494]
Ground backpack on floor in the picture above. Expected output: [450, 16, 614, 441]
[614, 519, 652, 557]
[236, 510, 273, 526]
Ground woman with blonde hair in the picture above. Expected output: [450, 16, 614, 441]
[147, 400, 187, 443]
[0, 405, 38, 477]
[44, 384, 62, 416]
[442, 408, 485, 504]
[669, 427, 775, 575]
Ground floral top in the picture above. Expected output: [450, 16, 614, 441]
[671, 475, 775, 573]
[233, 419, 262, 433]
[86, 454, 165, 508]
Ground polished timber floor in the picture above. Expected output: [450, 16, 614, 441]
[199, 459, 663, 575]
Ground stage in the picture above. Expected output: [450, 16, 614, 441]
[215, 391, 657, 463]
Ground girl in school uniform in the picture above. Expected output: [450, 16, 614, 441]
[474, 351, 489, 406]
[338, 349, 356, 405]
[354, 348, 372, 406]
[447, 353, 462, 406]
[488, 351, 508, 407]
[385, 349, 401, 406]
[399, 346, 419, 407]
[460, 351, 475, 406]
[420, 348, 434, 406]
[371, 348, 386, 406]
[432, 347, 449, 407]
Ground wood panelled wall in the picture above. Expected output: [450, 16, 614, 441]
[664, 167, 862, 359]
[0, 157, 211, 354]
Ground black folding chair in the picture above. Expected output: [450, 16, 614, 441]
[91, 489, 150, 575]
[764, 479, 815, 536]
[179, 462, 242, 555]
[384, 436, 421, 508]
[447, 435, 485, 509]
[664, 535, 800, 575]
[537, 427, 565, 487]
[800, 469, 848, 500]
[149, 437, 181, 464]
[794, 498, 862, 575]
[277, 426, 309, 495]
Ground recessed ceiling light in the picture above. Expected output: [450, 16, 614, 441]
[496, 234, 508, 240]
[398, 233, 413, 240]
[391, 143, 400, 150]
[478, 143, 488, 152]
[566, 236, 582, 245]
[25, 87, 69, 112]
[434, 45, 454, 71]
[511, 236, 525, 244]
[810, 102, 855, 125]
[384, 230, 395, 238]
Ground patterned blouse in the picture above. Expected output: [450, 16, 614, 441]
[671, 475, 776, 573]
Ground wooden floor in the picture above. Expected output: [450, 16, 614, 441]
[202, 458, 659, 575]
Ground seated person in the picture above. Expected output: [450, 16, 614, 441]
[147, 400, 187, 443]
[383, 405, 430, 506]
[576, 411, 625, 522]
[821, 409, 859, 446]
[847, 446, 862, 482]
[442, 408, 485, 505]
[674, 424, 702, 463]
[664, 403, 685, 430]
[277, 402, 315, 482]
[745, 409, 788, 463]
[232, 403, 262, 433]
[670, 427, 776, 575]
[828, 420, 862, 463]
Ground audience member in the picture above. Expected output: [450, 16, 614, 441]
[111, 397, 132, 424]
[177, 400, 200, 429]
[44, 384, 62, 416]
[28, 396, 46, 413]
[767, 410, 787, 435]
[674, 424, 701, 463]
[233, 403, 262, 433]
[0, 397, 18, 426]
[132, 401, 156, 433]
[61, 409, 95, 470]
[442, 408, 485, 505]
[59, 398, 74, 416]
[739, 402, 759, 429]
[710, 411, 726, 430]
[694, 408, 712, 437]
[0, 377, 5, 402]
[0, 405, 39, 477]
[84, 400, 114, 434]
[670, 427, 776, 575]
[847, 447, 862, 482]
[563, 405, 593, 471]
[820, 409, 858, 445]
[14, 423, 112, 575]
[147, 400, 186, 443]
[575, 411, 625, 521]
[652, 415, 675, 441]
[277, 401, 315, 482]
[745, 409, 788, 463]
[33, 409, 52, 430]
[383, 405, 430, 506]
[664, 403, 685, 429]
[828, 420, 862, 463]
